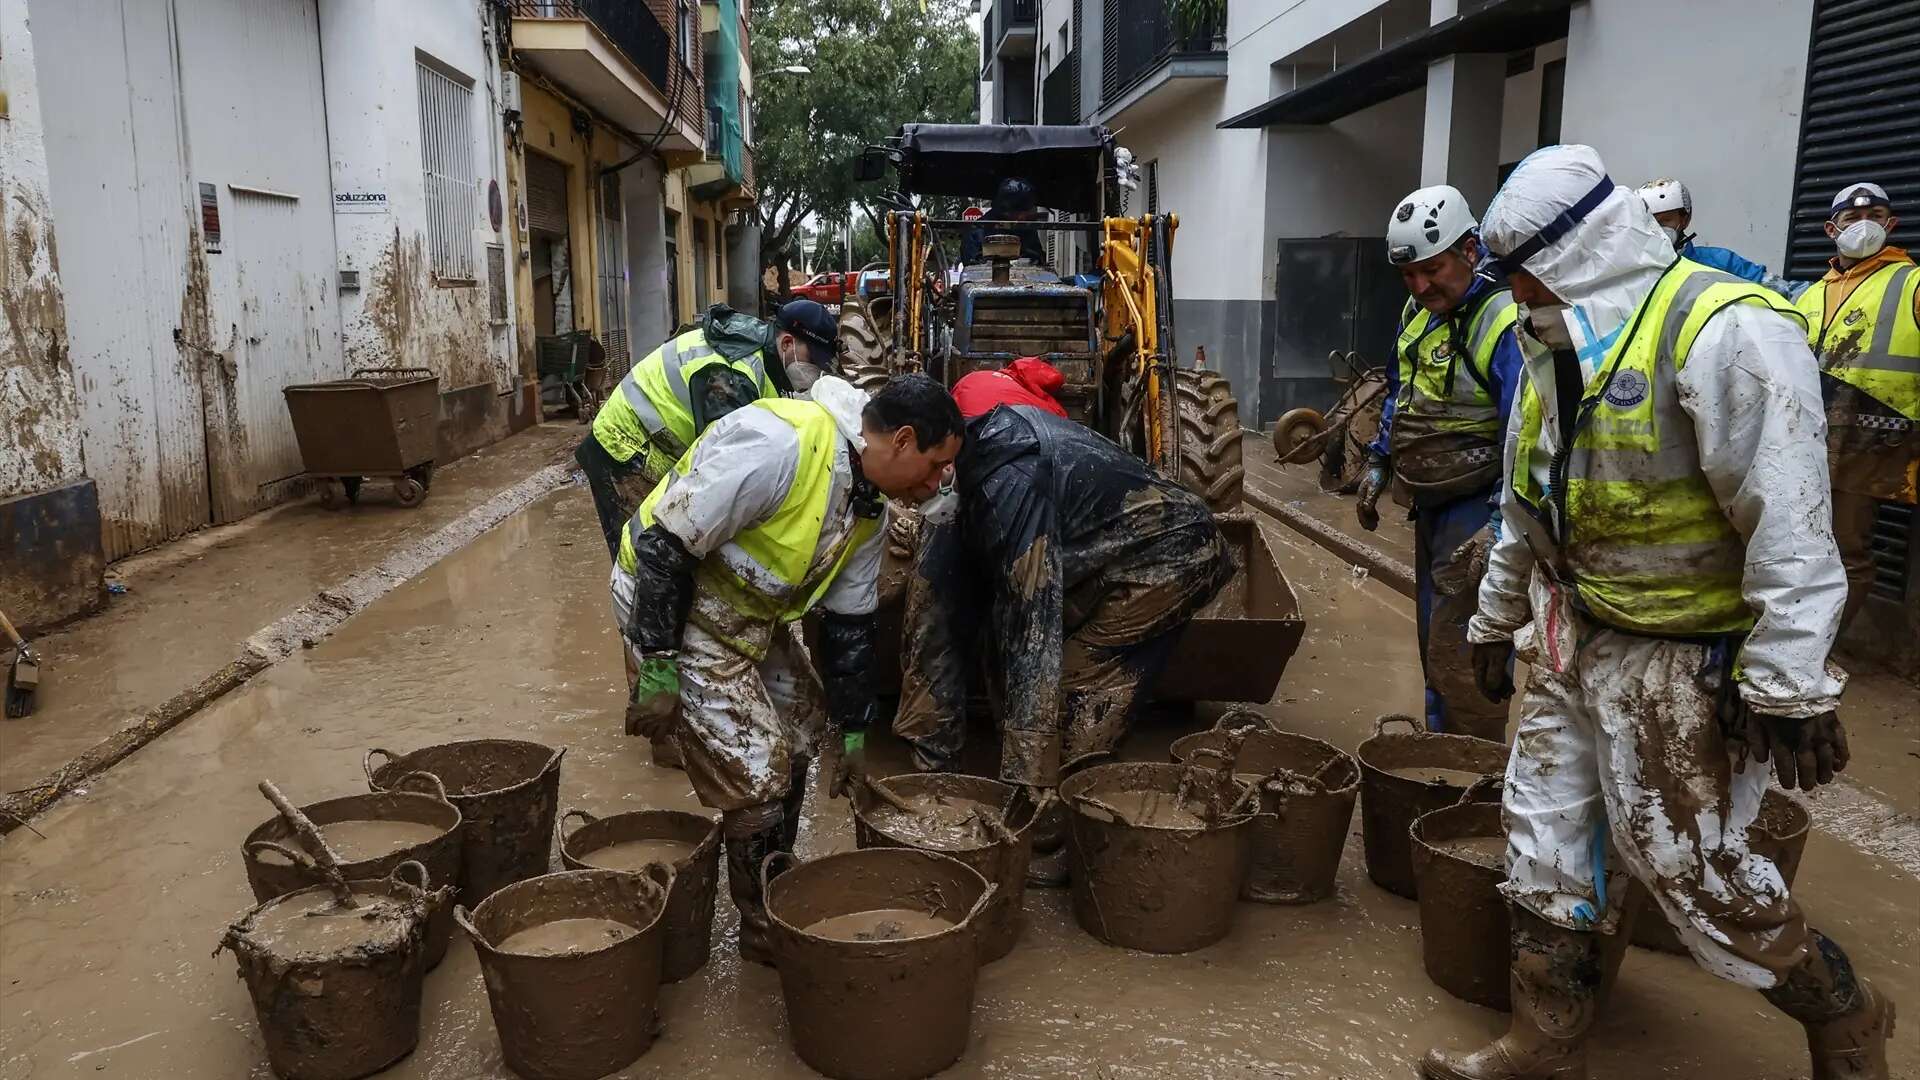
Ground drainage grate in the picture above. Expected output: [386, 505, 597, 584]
[1868, 501, 1913, 603]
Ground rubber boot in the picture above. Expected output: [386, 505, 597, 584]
[779, 758, 811, 855]
[1422, 907, 1600, 1080]
[1025, 797, 1069, 889]
[722, 802, 787, 966]
[1762, 931, 1897, 1079]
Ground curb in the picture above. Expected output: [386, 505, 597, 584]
[0, 463, 576, 836]
[1244, 486, 1417, 600]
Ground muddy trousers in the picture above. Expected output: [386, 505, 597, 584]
[585, 436, 683, 764]
[1831, 489, 1887, 632]
[1413, 493, 1508, 741]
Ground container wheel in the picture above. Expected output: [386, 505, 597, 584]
[341, 476, 364, 504]
[317, 480, 342, 510]
[393, 476, 428, 507]
[1271, 407, 1327, 460]
[836, 294, 893, 394]
[1174, 369, 1246, 513]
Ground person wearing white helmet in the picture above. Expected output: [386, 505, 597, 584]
[1427, 145, 1892, 1080]
[1792, 181, 1918, 630]
[1363, 184, 1525, 740]
[1636, 178, 1805, 298]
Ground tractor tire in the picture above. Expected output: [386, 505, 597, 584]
[836, 295, 892, 394]
[1174, 368, 1246, 512]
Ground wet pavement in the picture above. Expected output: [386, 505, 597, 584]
[1, 482, 1914, 1079]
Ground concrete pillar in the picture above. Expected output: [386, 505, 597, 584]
[1420, 53, 1505, 212]
[623, 156, 671, 349]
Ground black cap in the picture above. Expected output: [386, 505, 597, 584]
[995, 177, 1036, 214]
[775, 299, 839, 368]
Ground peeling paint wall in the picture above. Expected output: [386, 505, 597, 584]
[320, 0, 525, 458]
[0, 0, 84, 499]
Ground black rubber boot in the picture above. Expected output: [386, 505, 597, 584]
[722, 803, 787, 966]
[1762, 931, 1896, 1080]
[1422, 906, 1599, 1079]
[779, 757, 811, 855]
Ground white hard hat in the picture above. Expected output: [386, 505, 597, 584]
[1637, 178, 1691, 217]
[1387, 185, 1478, 266]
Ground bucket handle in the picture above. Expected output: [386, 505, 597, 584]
[1211, 707, 1270, 735]
[1373, 713, 1422, 737]
[392, 770, 450, 804]
[635, 861, 675, 909]
[244, 839, 317, 872]
[961, 880, 1000, 930]
[1457, 774, 1504, 806]
[363, 748, 400, 788]
[452, 903, 487, 952]
[759, 850, 800, 898]
[389, 859, 433, 896]
[539, 745, 568, 779]
[559, 807, 598, 840]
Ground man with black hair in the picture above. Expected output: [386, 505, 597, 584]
[896, 403, 1234, 884]
[610, 372, 963, 962]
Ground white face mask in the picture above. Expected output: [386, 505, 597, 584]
[1835, 219, 1888, 261]
[785, 361, 824, 394]
[917, 479, 959, 526]
[1521, 301, 1576, 351]
[1661, 225, 1683, 248]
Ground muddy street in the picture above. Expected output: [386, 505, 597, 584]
[1, 483, 1915, 1079]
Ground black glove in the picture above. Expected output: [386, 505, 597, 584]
[1472, 640, 1516, 703]
[1355, 457, 1389, 532]
[818, 610, 879, 734]
[625, 524, 699, 654]
[1722, 687, 1850, 793]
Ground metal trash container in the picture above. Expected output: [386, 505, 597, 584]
[283, 367, 440, 507]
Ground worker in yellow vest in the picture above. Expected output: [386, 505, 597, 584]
[611, 373, 963, 962]
[1428, 146, 1892, 1080]
[1360, 184, 1525, 741]
[576, 299, 840, 766]
[1794, 182, 1918, 630]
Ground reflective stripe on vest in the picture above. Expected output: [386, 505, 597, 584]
[1797, 261, 1920, 419]
[620, 397, 877, 627]
[1511, 260, 1806, 636]
[592, 328, 774, 462]
[1391, 289, 1517, 444]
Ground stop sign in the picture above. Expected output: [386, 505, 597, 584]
[961, 205, 983, 221]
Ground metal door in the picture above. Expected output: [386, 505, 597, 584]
[1267, 237, 1403, 424]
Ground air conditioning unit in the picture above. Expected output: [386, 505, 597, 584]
[501, 71, 522, 118]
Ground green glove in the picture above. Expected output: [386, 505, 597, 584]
[625, 654, 682, 739]
[830, 730, 867, 799]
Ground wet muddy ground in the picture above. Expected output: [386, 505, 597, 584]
[2, 482, 1915, 1078]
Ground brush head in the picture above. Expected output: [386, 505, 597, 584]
[6, 651, 36, 718]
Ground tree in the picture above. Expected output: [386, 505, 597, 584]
[750, 0, 978, 295]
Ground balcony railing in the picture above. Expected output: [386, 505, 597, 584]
[1101, 0, 1220, 107]
[1001, 0, 1036, 29]
[1042, 47, 1079, 123]
[512, 0, 672, 93]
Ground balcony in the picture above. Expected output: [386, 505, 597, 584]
[982, 0, 1036, 71]
[1042, 47, 1079, 124]
[1093, 0, 1224, 126]
[511, 0, 704, 153]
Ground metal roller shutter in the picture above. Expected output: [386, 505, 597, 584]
[1783, 0, 1920, 278]
[526, 153, 570, 236]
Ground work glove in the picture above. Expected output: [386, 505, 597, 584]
[624, 653, 682, 739]
[828, 730, 868, 800]
[1355, 459, 1389, 532]
[1471, 640, 1516, 704]
[1720, 678, 1850, 792]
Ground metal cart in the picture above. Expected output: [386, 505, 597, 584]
[283, 367, 440, 508]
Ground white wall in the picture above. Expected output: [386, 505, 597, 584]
[1561, 0, 1811, 269]
[320, 0, 517, 392]
[0, 0, 83, 498]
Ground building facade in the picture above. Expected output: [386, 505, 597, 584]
[982, 0, 1919, 666]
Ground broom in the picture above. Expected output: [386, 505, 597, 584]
[1, 609, 40, 718]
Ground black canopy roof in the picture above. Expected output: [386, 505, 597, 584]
[892, 124, 1115, 213]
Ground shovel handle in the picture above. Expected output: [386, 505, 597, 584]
[0, 609, 26, 650]
[1374, 713, 1422, 736]
[863, 774, 920, 815]
[258, 780, 356, 908]
[363, 748, 400, 788]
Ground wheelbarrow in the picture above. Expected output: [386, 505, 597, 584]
[537, 331, 608, 424]
[283, 367, 439, 508]
[1270, 349, 1388, 495]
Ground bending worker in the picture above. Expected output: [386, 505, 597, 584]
[576, 299, 841, 765]
[896, 400, 1235, 884]
[1794, 181, 1918, 630]
[1432, 145, 1892, 1080]
[1637, 178, 1804, 298]
[1358, 185, 1523, 741]
[612, 373, 963, 962]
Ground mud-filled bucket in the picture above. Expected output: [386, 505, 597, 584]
[850, 773, 1038, 962]
[557, 807, 721, 982]
[1412, 781, 1636, 1010]
[1631, 788, 1812, 954]
[365, 739, 564, 904]
[457, 867, 673, 1080]
[1061, 761, 1262, 954]
[1357, 714, 1508, 899]
[242, 772, 463, 968]
[1170, 713, 1359, 904]
[220, 862, 443, 1080]
[765, 848, 996, 1080]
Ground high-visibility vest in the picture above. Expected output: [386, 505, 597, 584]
[1392, 288, 1517, 443]
[1795, 260, 1920, 420]
[618, 397, 878, 632]
[1511, 260, 1806, 636]
[592, 328, 777, 463]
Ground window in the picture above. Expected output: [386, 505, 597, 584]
[417, 57, 478, 281]
[679, 0, 698, 68]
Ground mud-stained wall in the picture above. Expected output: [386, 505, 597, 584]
[0, 2, 104, 629]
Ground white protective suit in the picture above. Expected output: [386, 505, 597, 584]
[609, 375, 883, 811]
[1469, 146, 1847, 989]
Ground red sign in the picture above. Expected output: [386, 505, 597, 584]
[961, 205, 983, 222]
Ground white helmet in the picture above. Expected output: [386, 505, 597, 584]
[1387, 185, 1478, 266]
[1637, 178, 1692, 217]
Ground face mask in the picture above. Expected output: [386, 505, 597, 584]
[1520, 301, 1575, 351]
[785, 361, 824, 394]
[917, 474, 959, 526]
[1661, 225, 1682, 249]
[1835, 219, 1888, 260]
